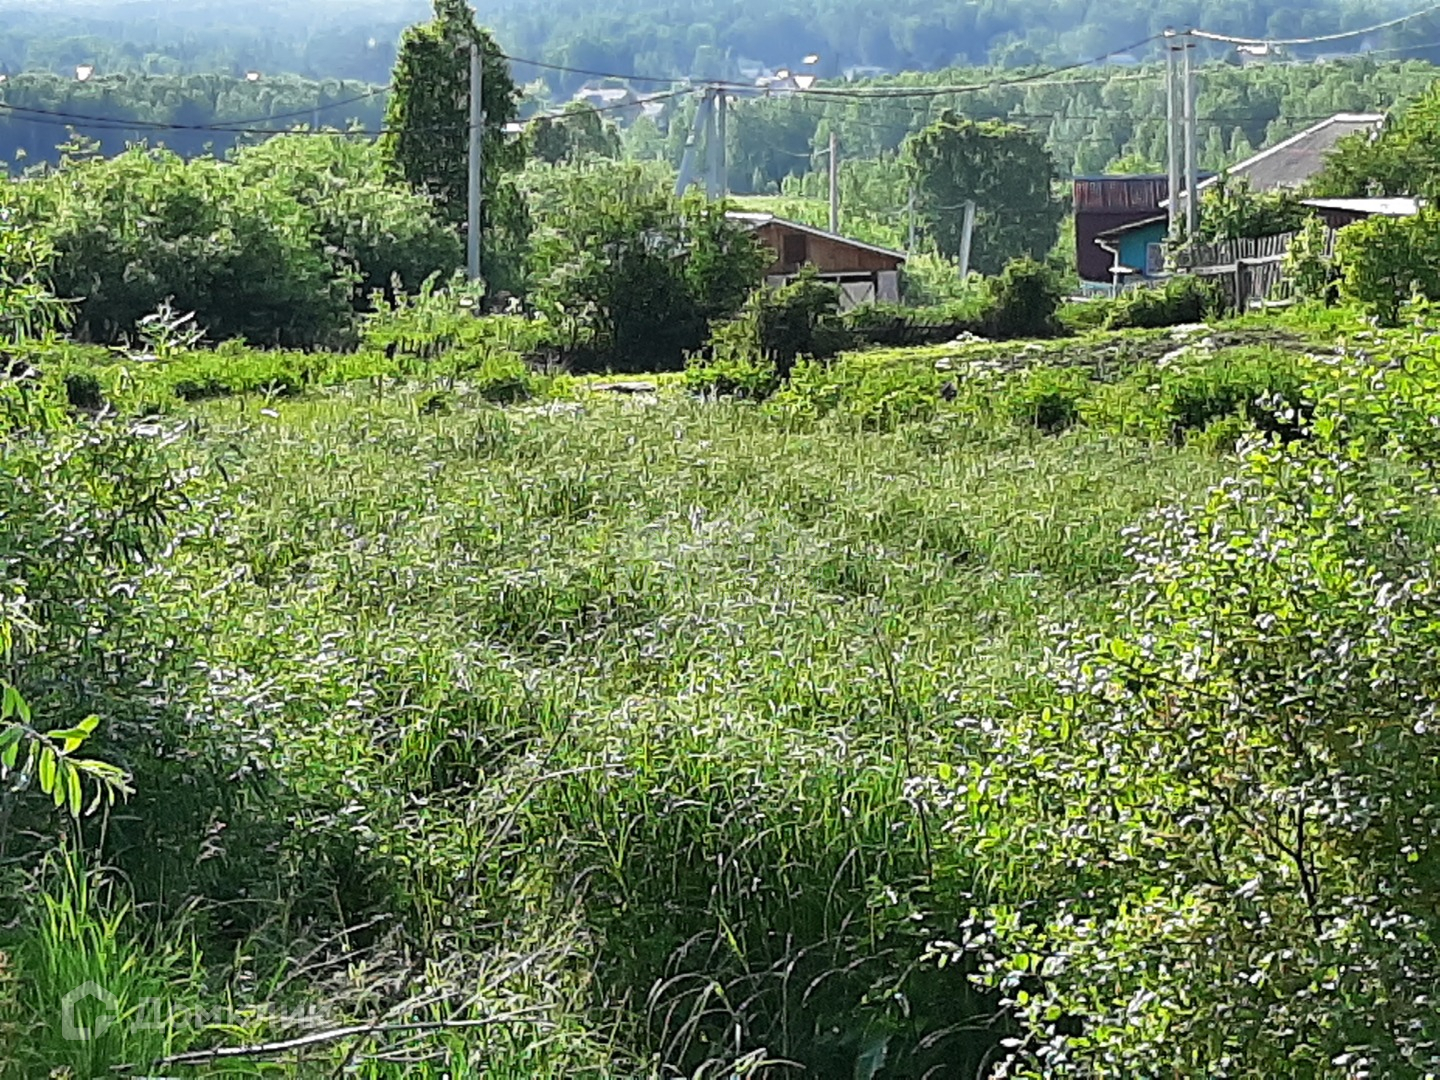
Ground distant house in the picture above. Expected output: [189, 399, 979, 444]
[1073, 175, 1171, 283]
[571, 86, 643, 123]
[1090, 113, 1391, 288]
[1093, 214, 1170, 287]
[1165, 112, 1386, 215]
[726, 212, 905, 308]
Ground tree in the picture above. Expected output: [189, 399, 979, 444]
[1197, 174, 1311, 241]
[520, 160, 766, 371]
[380, 0, 524, 283]
[528, 102, 622, 165]
[1335, 209, 1440, 325]
[905, 113, 1064, 276]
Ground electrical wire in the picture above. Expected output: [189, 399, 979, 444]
[0, 84, 392, 133]
[1188, 1, 1440, 47]
[0, 85, 686, 137]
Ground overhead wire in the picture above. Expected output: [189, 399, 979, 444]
[1188, 1, 1440, 47]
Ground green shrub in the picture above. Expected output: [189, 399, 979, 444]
[1058, 298, 1117, 333]
[1004, 366, 1092, 433]
[768, 349, 943, 430]
[1335, 209, 1440, 325]
[979, 257, 1063, 339]
[1158, 346, 1309, 440]
[1284, 215, 1336, 303]
[1105, 275, 1221, 330]
[684, 320, 781, 399]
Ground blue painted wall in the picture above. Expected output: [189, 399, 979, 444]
[1114, 220, 1168, 278]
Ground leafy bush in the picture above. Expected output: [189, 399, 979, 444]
[768, 349, 943, 430]
[230, 135, 463, 307]
[1057, 297, 1117, 333]
[1284, 214, 1337, 303]
[1335, 209, 1440, 325]
[1158, 346, 1309, 439]
[899, 251, 987, 308]
[521, 161, 767, 372]
[1105, 275, 1220, 330]
[1197, 173, 1311, 241]
[695, 267, 850, 389]
[979, 257, 1063, 339]
[957, 366, 1440, 1075]
[1004, 366, 1091, 433]
[11, 147, 355, 347]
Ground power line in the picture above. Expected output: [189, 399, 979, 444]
[0, 84, 392, 133]
[0, 85, 683, 137]
[1189, 1, 1440, 47]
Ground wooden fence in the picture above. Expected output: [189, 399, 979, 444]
[1173, 229, 1338, 311]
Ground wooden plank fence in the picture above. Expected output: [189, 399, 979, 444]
[1173, 228, 1338, 311]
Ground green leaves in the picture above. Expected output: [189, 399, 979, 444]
[1, 685, 132, 820]
[905, 113, 1063, 277]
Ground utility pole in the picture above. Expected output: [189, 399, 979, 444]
[467, 41, 483, 283]
[1165, 30, 1180, 244]
[708, 87, 731, 200]
[958, 199, 977, 280]
[828, 130, 839, 232]
[906, 186, 916, 254]
[716, 91, 729, 198]
[675, 88, 714, 196]
[1183, 33, 1199, 240]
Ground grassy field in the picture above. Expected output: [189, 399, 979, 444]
[8, 303, 1440, 1076]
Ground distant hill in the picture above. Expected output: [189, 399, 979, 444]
[1, 0, 1437, 93]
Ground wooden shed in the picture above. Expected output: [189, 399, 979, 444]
[726, 212, 905, 309]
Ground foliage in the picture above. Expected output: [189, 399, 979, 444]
[1335, 209, 1440, 325]
[1005, 366, 1090, 432]
[9, 147, 355, 346]
[980, 257, 1063, 339]
[899, 252, 986, 309]
[528, 102, 622, 164]
[380, 0, 526, 291]
[1197, 174, 1313, 241]
[906, 113, 1064, 276]
[953, 352, 1440, 1076]
[522, 160, 766, 371]
[1284, 213, 1337, 302]
[230, 136, 463, 305]
[1311, 80, 1440, 198]
[1105, 275, 1220, 329]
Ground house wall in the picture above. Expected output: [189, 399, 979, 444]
[1073, 176, 1170, 282]
[1115, 221, 1168, 278]
[753, 222, 904, 275]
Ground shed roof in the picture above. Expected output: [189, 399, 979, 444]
[725, 211, 908, 262]
[1164, 112, 1385, 207]
[1301, 196, 1419, 217]
[1093, 213, 1168, 242]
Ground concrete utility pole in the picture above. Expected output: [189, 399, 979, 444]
[958, 199, 977, 280]
[675, 87, 714, 196]
[716, 91, 729, 198]
[1183, 33, 1199, 240]
[828, 130, 839, 232]
[467, 41, 483, 283]
[1165, 30, 1180, 243]
[707, 87, 726, 199]
[906, 186, 916, 254]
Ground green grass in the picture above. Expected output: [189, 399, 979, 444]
[8, 305, 1405, 1076]
[56, 380, 1218, 1076]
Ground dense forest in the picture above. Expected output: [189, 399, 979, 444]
[4, 0, 1440, 95]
